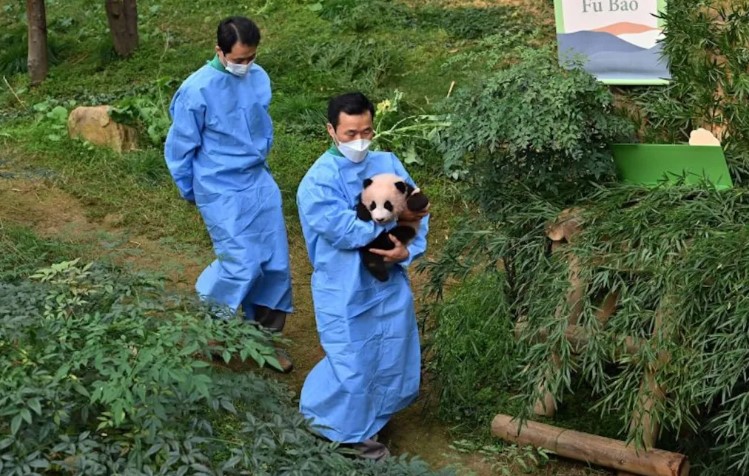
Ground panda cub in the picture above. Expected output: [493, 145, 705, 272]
[356, 173, 429, 282]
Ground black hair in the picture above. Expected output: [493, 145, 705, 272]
[217, 16, 261, 53]
[327, 92, 375, 129]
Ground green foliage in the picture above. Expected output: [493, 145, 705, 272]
[110, 77, 175, 146]
[0, 258, 452, 475]
[372, 90, 451, 167]
[517, 185, 749, 474]
[0, 225, 78, 282]
[438, 47, 635, 195]
[31, 98, 76, 142]
[271, 92, 328, 138]
[0, 0, 546, 470]
[425, 183, 749, 474]
[301, 37, 401, 93]
[417, 6, 524, 40]
[313, 0, 523, 40]
[633, 0, 749, 183]
[315, 0, 413, 33]
[450, 440, 551, 475]
[0, 26, 63, 75]
[427, 273, 520, 432]
[441, 28, 549, 73]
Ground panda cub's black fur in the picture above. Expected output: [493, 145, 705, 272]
[356, 174, 429, 282]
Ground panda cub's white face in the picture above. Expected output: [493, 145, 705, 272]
[360, 173, 409, 224]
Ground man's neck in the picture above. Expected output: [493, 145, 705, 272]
[327, 144, 344, 157]
[209, 54, 229, 74]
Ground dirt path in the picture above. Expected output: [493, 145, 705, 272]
[0, 172, 494, 474]
[1, 172, 607, 475]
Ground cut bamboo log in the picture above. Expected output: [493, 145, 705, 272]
[492, 414, 690, 476]
[531, 223, 587, 417]
[532, 352, 559, 417]
[626, 297, 672, 459]
[595, 290, 619, 325]
[546, 207, 583, 242]
[514, 322, 643, 356]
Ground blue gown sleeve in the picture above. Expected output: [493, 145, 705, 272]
[263, 78, 274, 153]
[391, 154, 429, 268]
[297, 173, 382, 250]
[254, 66, 274, 155]
[164, 90, 204, 202]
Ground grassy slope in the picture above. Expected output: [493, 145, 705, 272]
[0, 0, 612, 473]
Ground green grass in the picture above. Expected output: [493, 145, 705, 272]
[1, 0, 496, 237]
[0, 224, 79, 281]
[0, 0, 572, 469]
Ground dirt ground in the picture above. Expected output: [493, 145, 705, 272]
[0, 172, 609, 475]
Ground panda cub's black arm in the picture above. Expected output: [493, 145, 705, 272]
[407, 191, 429, 212]
[405, 183, 429, 213]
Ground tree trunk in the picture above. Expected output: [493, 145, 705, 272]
[26, 0, 48, 85]
[105, 0, 138, 58]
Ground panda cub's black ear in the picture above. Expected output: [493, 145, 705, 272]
[363, 178, 373, 189]
[394, 181, 407, 194]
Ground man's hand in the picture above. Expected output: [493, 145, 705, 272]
[369, 234, 409, 263]
[399, 203, 430, 222]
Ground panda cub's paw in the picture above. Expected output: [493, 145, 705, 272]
[406, 191, 429, 212]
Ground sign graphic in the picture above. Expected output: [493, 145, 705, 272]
[554, 0, 670, 85]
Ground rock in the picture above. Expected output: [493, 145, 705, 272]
[67, 105, 138, 153]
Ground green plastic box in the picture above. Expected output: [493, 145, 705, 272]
[611, 143, 733, 189]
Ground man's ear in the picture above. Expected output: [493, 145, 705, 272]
[326, 123, 336, 139]
[363, 178, 373, 188]
[394, 181, 407, 194]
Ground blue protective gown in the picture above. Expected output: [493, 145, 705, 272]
[296, 147, 428, 443]
[164, 57, 292, 319]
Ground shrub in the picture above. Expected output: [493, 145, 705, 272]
[438, 47, 634, 197]
[513, 185, 749, 474]
[427, 272, 520, 432]
[0, 259, 453, 475]
[109, 77, 176, 146]
[372, 89, 451, 168]
[424, 184, 749, 474]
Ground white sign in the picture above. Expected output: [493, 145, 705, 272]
[555, 0, 670, 85]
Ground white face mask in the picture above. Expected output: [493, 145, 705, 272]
[337, 138, 371, 163]
[225, 60, 252, 77]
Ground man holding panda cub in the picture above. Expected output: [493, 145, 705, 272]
[296, 92, 430, 460]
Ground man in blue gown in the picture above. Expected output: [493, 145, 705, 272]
[164, 16, 293, 372]
[296, 92, 430, 459]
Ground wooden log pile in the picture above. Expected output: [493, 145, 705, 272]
[494, 208, 690, 476]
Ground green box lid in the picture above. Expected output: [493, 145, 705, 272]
[611, 143, 733, 189]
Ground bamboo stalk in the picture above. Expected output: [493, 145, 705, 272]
[492, 415, 690, 476]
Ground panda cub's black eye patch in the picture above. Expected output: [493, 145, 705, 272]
[384, 201, 393, 212]
[369, 202, 376, 211]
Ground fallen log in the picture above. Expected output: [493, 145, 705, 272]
[492, 414, 689, 476]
